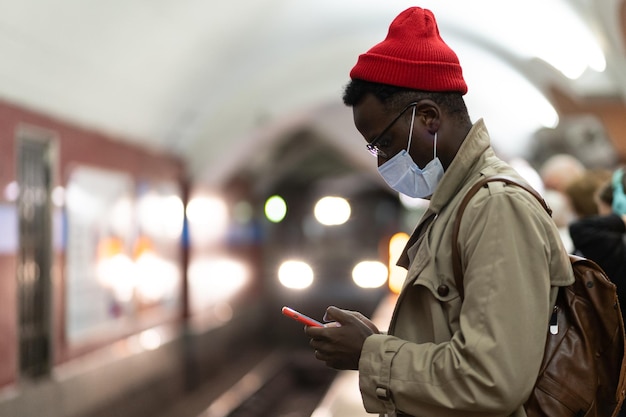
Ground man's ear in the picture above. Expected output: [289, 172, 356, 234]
[415, 100, 440, 133]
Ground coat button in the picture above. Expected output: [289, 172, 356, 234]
[437, 284, 449, 297]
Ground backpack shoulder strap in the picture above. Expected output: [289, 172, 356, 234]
[451, 175, 551, 300]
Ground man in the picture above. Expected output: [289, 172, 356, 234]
[305, 7, 574, 417]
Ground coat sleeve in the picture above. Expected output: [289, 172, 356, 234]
[358, 186, 567, 417]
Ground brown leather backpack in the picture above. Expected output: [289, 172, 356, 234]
[452, 175, 626, 417]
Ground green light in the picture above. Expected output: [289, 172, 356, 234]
[264, 195, 287, 223]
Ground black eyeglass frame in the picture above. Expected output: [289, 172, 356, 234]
[366, 102, 418, 158]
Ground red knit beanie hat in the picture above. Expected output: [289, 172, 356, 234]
[350, 7, 468, 94]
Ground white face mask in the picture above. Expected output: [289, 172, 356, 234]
[377, 108, 444, 198]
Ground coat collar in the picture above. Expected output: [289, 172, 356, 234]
[428, 118, 493, 214]
[397, 119, 494, 269]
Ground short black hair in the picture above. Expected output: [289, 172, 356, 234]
[342, 79, 471, 124]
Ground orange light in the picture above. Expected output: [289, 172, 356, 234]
[388, 232, 409, 294]
[97, 237, 124, 260]
[133, 235, 154, 258]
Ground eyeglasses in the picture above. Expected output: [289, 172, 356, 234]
[366, 102, 418, 158]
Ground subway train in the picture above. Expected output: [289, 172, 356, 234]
[0, 97, 411, 417]
[2, 1, 626, 416]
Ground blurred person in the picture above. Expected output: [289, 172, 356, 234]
[553, 168, 611, 253]
[564, 168, 612, 219]
[536, 160, 610, 255]
[539, 153, 585, 193]
[569, 168, 626, 300]
[569, 168, 626, 417]
[304, 7, 574, 417]
[536, 154, 586, 252]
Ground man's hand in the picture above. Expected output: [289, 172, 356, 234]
[305, 306, 380, 370]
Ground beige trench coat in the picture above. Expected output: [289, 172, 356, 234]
[358, 120, 574, 417]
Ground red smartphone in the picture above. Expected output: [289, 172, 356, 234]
[281, 306, 323, 327]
